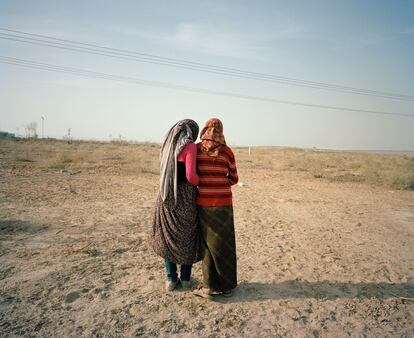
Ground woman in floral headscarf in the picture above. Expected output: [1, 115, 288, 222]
[193, 118, 239, 299]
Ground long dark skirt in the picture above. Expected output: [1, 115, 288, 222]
[149, 182, 202, 265]
[199, 205, 237, 292]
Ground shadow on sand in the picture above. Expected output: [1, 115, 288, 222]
[0, 219, 48, 236]
[214, 280, 414, 303]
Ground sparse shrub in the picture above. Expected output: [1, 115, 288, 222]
[60, 152, 84, 163]
[140, 159, 159, 175]
[15, 153, 34, 162]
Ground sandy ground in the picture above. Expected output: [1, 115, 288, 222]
[0, 141, 414, 337]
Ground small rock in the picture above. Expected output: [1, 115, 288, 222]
[65, 291, 80, 303]
[69, 170, 81, 175]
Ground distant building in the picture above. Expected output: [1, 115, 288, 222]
[0, 131, 16, 139]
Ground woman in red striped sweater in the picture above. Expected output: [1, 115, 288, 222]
[193, 118, 239, 299]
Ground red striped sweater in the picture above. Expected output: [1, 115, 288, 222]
[196, 143, 239, 206]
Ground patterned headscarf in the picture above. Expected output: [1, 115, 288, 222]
[200, 118, 226, 157]
[159, 119, 199, 204]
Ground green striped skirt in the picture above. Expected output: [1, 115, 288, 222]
[199, 205, 237, 292]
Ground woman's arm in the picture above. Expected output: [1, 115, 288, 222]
[227, 148, 239, 185]
[184, 143, 200, 186]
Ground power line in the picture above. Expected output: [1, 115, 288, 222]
[1, 55, 413, 118]
[1, 29, 412, 101]
[1, 36, 410, 102]
[0, 27, 413, 101]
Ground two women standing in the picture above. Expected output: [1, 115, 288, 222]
[149, 118, 238, 299]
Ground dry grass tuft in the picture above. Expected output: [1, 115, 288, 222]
[15, 153, 34, 162]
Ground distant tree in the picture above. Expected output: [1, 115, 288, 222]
[25, 122, 38, 138]
[63, 128, 72, 143]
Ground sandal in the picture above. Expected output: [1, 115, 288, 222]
[192, 283, 213, 300]
[180, 279, 192, 289]
[165, 279, 179, 292]
[222, 290, 233, 297]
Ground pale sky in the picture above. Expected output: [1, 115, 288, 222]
[1, 0, 413, 150]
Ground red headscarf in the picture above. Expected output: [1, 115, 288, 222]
[200, 118, 226, 156]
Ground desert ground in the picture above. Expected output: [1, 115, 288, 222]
[0, 139, 413, 337]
